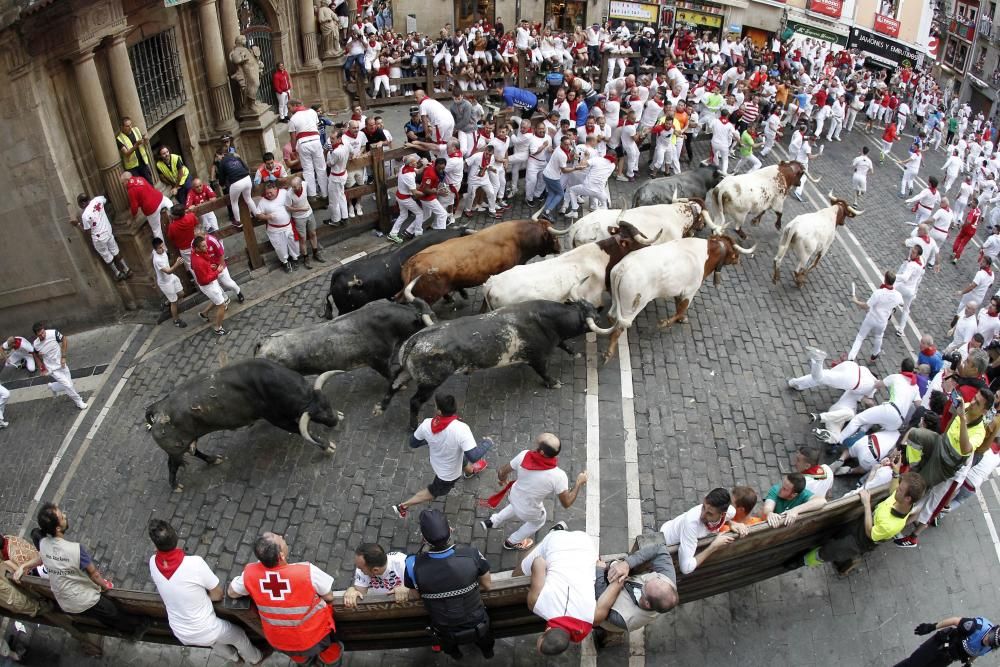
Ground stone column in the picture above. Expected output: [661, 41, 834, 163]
[219, 0, 240, 63]
[299, 0, 321, 67]
[198, 0, 239, 132]
[72, 49, 128, 216]
[107, 34, 145, 134]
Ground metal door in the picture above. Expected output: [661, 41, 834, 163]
[238, 0, 277, 107]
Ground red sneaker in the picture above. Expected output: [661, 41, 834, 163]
[391, 503, 408, 519]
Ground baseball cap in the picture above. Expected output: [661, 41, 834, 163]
[419, 509, 450, 544]
[409, 106, 420, 114]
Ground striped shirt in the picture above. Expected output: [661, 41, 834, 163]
[739, 100, 759, 125]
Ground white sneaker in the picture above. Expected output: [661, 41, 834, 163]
[348, 208, 356, 219]
[355, 204, 364, 216]
[566, 210, 579, 219]
[76, 401, 88, 410]
[806, 346, 827, 362]
[0, 420, 8, 428]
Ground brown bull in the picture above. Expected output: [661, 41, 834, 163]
[400, 220, 561, 304]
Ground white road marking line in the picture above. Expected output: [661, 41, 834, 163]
[52, 327, 161, 504]
[773, 139, 1000, 564]
[617, 330, 646, 667]
[17, 325, 143, 537]
[581, 331, 601, 666]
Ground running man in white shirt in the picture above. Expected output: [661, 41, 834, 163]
[388, 154, 426, 242]
[708, 110, 740, 175]
[659, 487, 739, 575]
[481, 433, 587, 551]
[568, 151, 616, 215]
[956, 256, 994, 316]
[847, 272, 904, 362]
[851, 147, 874, 206]
[904, 176, 941, 226]
[76, 194, 131, 281]
[817, 361, 922, 446]
[513, 528, 598, 655]
[2, 336, 36, 373]
[32, 323, 86, 409]
[287, 103, 328, 200]
[343, 543, 409, 608]
[894, 245, 925, 334]
[942, 148, 963, 192]
[147, 520, 261, 664]
[390, 394, 492, 519]
[255, 182, 299, 271]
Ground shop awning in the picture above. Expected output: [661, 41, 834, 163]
[786, 19, 848, 46]
[847, 26, 923, 67]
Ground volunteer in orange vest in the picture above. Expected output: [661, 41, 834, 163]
[228, 532, 342, 665]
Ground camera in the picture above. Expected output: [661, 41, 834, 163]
[942, 350, 962, 370]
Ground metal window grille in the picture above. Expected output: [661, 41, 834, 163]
[128, 28, 187, 128]
[238, 0, 277, 107]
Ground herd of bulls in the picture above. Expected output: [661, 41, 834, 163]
[144, 159, 862, 490]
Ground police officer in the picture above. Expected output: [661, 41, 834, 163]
[896, 616, 1000, 666]
[402, 509, 495, 660]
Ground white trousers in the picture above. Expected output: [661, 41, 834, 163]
[373, 75, 390, 97]
[297, 140, 328, 197]
[228, 176, 256, 224]
[897, 286, 917, 330]
[524, 160, 546, 202]
[217, 267, 241, 296]
[0, 383, 8, 420]
[826, 119, 843, 141]
[391, 197, 424, 235]
[847, 430, 900, 471]
[853, 173, 868, 194]
[943, 171, 960, 193]
[734, 154, 762, 174]
[845, 108, 859, 132]
[490, 503, 547, 543]
[711, 141, 729, 174]
[916, 458, 972, 524]
[457, 131, 476, 157]
[416, 199, 448, 232]
[900, 169, 918, 195]
[277, 91, 289, 119]
[508, 157, 527, 194]
[789, 359, 876, 413]
[48, 366, 83, 407]
[839, 402, 903, 444]
[266, 225, 299, 263]
[848, 315, 888, 361]
[199, 618, 262, 664]
[465, 180, 497, 213]
[623, 140, 640, 176]
[328, 178, 348, 222]
[5, 349, 36, 372]
[198, 211, 219, 233]
[761, 133, 777, 156]
[488, 169, 506, 200]
[569, 182, 610, 211]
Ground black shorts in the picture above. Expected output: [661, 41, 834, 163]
[427, 475, 459, 498]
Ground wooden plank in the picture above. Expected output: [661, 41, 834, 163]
[239, 196, 263, 270]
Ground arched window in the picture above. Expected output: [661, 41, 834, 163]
[238, 0, 277, 106]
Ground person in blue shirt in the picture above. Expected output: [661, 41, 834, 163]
[544, 65, 565, 109]
[917, 334, 944, 380]
[496, 84, 539, 119]
[897, 616, 1000, 665]
[404, 106, 427, 142]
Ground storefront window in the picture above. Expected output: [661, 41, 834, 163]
[544, 0, 587, 32]
[457, 0, 494, 30]
[943, 36, 970, 71]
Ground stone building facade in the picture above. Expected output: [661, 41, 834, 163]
[0, 0, 349, 334]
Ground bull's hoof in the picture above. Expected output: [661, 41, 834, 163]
[658, 319, 674, 329]
[750, 218, 761, 227]
[336, 411, 345, 421]
[372, 405, 384, 416]
[774, 221, 782, 231]
[544, 380, 563, 389]
[172, 484, 184, 493]
[209, 455, 223, 466]
[734, 229, 747, 240]
[772, 273, 780, 285]
[325, 443, 337, 455]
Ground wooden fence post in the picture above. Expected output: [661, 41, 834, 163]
[599, 50, 610, 91]
[239, 197, 264, 270]
[372, 146, 389, 233]
[517, 51, 526, 90]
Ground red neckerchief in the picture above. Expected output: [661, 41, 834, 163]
[478, 129, 492, 140]
[984, 266, 993, 276]
[448, 150, 463, 158]
[880, 284, 894, 290]
[720, 117, 729, 124]
[331, 140, 343, 149]
[561, 146, 572, 160]
[430, 414, 459, 434]
[155, 548, 185, 580]
[293, 186, 304, 197]
[485, 450, 558, 507]
[351, 113, 362, 121]
[912, 256, 923, 266]
[929, 186, 937, 194]
[346, 130, 358, 139]
[918, 234, 931, 243]
[920, 345, 937, 356]
[900, 371, 918, 385]
[617, 117, 627, 127]
[704, 514, 726, 532]
[546, 617, 592, 643]
[402, 164, 415, 174]
[803, 464, 828, 479]
[604, 154, 616, 163]
[480, 152, 491, 169]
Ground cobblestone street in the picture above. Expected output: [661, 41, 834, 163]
[3, 123, 1000, 667]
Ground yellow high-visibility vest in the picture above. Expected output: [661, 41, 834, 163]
[117, 128, 151, 170]
[156, 153, 190, 187]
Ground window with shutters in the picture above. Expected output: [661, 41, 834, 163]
[128, 28, 187, 128]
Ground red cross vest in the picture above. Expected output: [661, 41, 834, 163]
[242, 562, 335, 651]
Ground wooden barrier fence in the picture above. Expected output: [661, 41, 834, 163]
[0, 485, 889, 655]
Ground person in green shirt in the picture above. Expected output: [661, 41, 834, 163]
[733, 124, 763, 174]
[794, 464, 926, 575]
[946, 114, 959, 145]
[762, 473, 827, 527]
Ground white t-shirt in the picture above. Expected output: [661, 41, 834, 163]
[508, 450, 569, 518]
[257, 191, 292, 228]
[286, 186, 312, 220]
[32, 330, 63, 369]
[80, 196, 113, 240]
[288, 109, 321, 143]
[966, 269, 994, 305]
[152, 250, 181, 290]
[852, 155, 874, 178]
[543, 148, 570, 180]
[413, 417, 477, 481]
[883, 373, 920, 420]
[230, 562, 334, 598]
[977, 309, 1000, 343]
[520, 530, 596, 623]
[865, 287, 904, 323]
[420, 97, 454, 130]
[353, 551, 406, 593]
[2, 337, 33, 354]
[660, 503, 735, 574]
[149, 554, 224, 645]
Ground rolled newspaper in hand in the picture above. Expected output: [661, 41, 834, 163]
[851, 281, 856, 299]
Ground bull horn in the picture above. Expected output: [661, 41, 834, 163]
[298, 412, 320, 446]
[347, 276, 363, 288]
[421, 312, 435, 327]
[848, 206, 864, 216]
[314, 369, 344, 391]
[569, 276, 588, 301]
[734, 242, 758, 255]
[550, 224, 572, 236]
[827, 190, 836, 204]
[670, 186, 678, 203]
[636, 228, 664, 246]
[586, 317, 616, 335]
[403, 276, 421, 302]
[703, 209, 725, 234]
[807, 172, 822, 183]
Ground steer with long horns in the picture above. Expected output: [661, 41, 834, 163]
[709, 161, 821, 237]
[591, 235, 757, 363]
[773, 193, 863, 288]
[145, 359, 344, 491]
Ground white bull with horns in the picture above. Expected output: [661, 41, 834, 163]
[772, 193, 863, 287]
[550, 197, 712, 248]
[709, 160, 820, 237]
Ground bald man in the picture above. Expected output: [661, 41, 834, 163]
[480, 433, 587, 551]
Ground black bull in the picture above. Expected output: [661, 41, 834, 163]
[631, 165, 725, 208]
[373, 300, 609, 429]
[255, 299, 435, 380]
[145, 359, 344, 491]
[323, 228, 472, 318]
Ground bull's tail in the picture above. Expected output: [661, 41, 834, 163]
[774, 225, 796, 266]
[607, 268, 625, 325]
[710, 187, 727, 230]
[323, 293, 335, 320]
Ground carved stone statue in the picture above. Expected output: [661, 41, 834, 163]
[317, 0, 343, 58]
[229, 35, 264, 112]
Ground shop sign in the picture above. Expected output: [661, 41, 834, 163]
[675, 8, 723, 28]
[808, 0, 843, 18]
[728, 23, 742, 33]
[874, 13, 900, 38]
[847, 26, 922, 67]
[164, 0, 193, 5]
[609, 1, 660, 23]
[786, 19, 847, 46]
